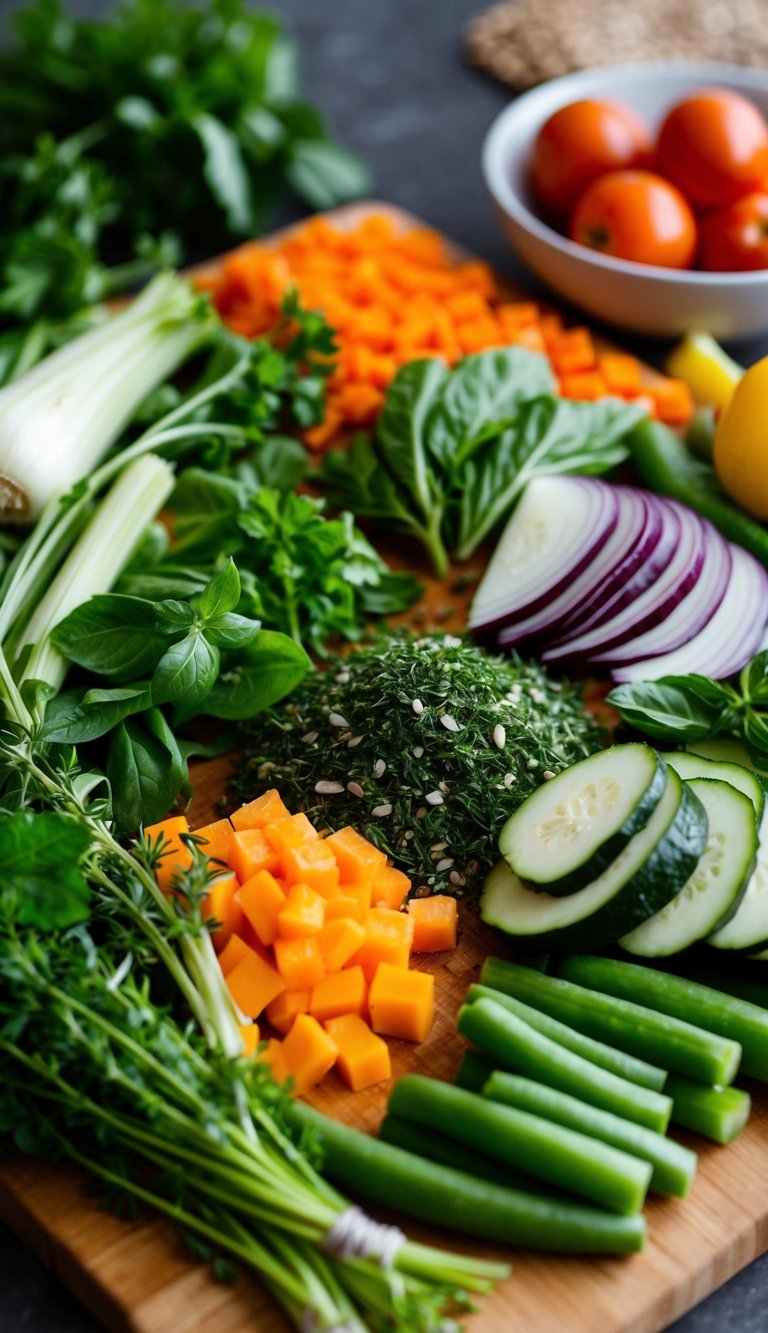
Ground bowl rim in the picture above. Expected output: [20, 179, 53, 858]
[482, 58, 768, 287]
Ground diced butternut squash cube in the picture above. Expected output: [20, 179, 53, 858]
[274, 936, 326, 990]
[263, 813, 318, 855]
[336, 883, 371, 919]
[239, 1023, 260, 1056]
[352, 908, 414, 982]
[281, 840, 339, 896]
[369, 963, 434, 1043]
[218, 933, 251, 976]
[407, 895, 458, 952]
[239, 869, 286, 947]
[325, 1013, 391, 1091]
[203, 872, 244, 953]
[225, 946, 285, 1019]
[258, 1037, 288, 1084]
[281, 1013, 338, 1094]
[277, 883, 326, 940]
[310, 966, 367, 1023]
[317, 917, 366, 972]
[191, 817, 234, 867]
[230, 790, 290, 831]
[144, 815, 193, 893]
[326, 826, 387, 882]
[266, 988, 311, 1035]
[325, 892, 367, 923]
[228, 828, 280, 881]
[371, 864, 411, 911]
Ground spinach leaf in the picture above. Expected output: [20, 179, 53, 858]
[0, 810, 90, 928]
[107, 709, 187, 834]
[42, 686, 153, 744]
[425, 347, 555, 471]
[192, 631, 309, 722]
[377, 359, 448, 524]
[51, 594, 168, 681]
[285, 140, 372, 212]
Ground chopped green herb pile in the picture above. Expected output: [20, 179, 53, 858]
[235, 633, 602, 894]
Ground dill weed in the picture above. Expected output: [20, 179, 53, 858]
[234, 633, 601, 896]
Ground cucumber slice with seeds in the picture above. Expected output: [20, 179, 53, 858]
[709, 805, 768, 951]
[483, 769, 708, 951]
[499, 743, 666, 896]
[663, 751, 765, 821]
[621, 778, 758, 958]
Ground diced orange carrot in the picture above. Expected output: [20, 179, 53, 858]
[228, 828, 280, 882]
[281, 1013, 338, 1094]
[258, 1037, 288, 1084]
[263, 813, 318, 854]
[333, 382, 384, 426]
[540, 313, 564, 348]
[443, 289, 488, 323]
[239, 1023, 260, 1057]
[559, 371, 610, 400]
[239, 869, 286, 947]
[192, 817, 234, 867]
[352, 908, 414, 983]
[273, 936, 326, 990]
[326, 827, 387, 884]
[496, 301, 539, 332]
[203, 872, 243, 953]
[266, 988, 311, 1036]
[325, 891, 368, 923]
[347, 307, 393, 351]
[304, 409, 344, 451]
[371, 865, 411, 911]
[456, 318, 503, 355]
[317, 917, 366, 972]
[325, 1013, 391, 1091]
[550, 327, 596, 375]
[277, 883, 326, 940]
[310, 966, 368, 1023]
[599, 352, 643, 396]
[648, 377, 694, 424]
[230, 791, 290, 831]
[280, 840, 340, 897]
[510, 324, 547, 354]
[407, 895, 458, 952]
[225, 947, 285, 1019]
[369, 963, 435, 1042]
[143, 815, 193, 893]
[218, 933, 251, 976]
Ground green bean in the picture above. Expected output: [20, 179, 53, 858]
[379, 1114, 545, 1192]
[458, 996, 671, 1132]
[666, 1075, 752, 1145]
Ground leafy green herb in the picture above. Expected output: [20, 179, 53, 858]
[235, 633, 601, 893]
[320, 350, 644, 575]
[0, 809, 91, 928]
[608, 652, 768, 769]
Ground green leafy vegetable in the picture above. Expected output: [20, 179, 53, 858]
[321, 350, 644, 575]
[0, 809, 90, 928]
[235, 632, 601, 892]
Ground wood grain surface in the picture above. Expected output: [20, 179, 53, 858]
[1, 203, 765, 1333]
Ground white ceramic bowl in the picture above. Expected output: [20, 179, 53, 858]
[482, 61, 768, 338]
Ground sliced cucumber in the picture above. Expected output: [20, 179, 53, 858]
[709, 805, 768, 951]
[663, 751, 765, 821]
[482, 770, 708, 951]
[499, 744, 666, 896]
[687, 737, 768, 779]
[620, 778, 758, 958]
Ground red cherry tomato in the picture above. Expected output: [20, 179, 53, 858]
[657, 89, 768, 209]
[569, 170, 698, 269]
[700, 192, 768, 271]
[531, 98, 652, 214]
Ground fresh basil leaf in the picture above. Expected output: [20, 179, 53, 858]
[41, 686, 152, 744]
[377, 358, 447, 524]
[152, 630, 220, 707]
[171, 468, 246, 521]
[117, 568, 209, 601]
[194, 112, 255, 236]
[742, 651, 768, 706]
[198, 560, 241, 622]
[239, 105, 285, 158]
[239, 436, 306, 493]
[607, 676, 738, 741]
[189, 629, 308, 722]
[285, 139, 371, 210]
[0, 810, 90, 929]
[107, 708, 186, 833]
[320, 434, 418, 527]
[154, 600, 196, 633]
[743, 710, 768, 769]
[51, 594, 168, 681]
[205, 612, 261, 649]
[425, 347, 555, 471]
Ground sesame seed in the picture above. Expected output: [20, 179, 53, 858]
[449, 870, 466, 886]
[300, 731, 319, 744]
[438, 781, 450, 794]
[425, 790, 444, 806]
[543, 769, 557, 780]
[335, 671, 350, 684]
[430, 842, 448, 853]
[503, 773, 515, 786]
[329, 712, 349, 728]
[412, 746, 424, 759]
[527, 757, 539, 770]
[416, 806, 427, 820]
[440, 714, 460, 732]
[347, 781, 365, 798]
[315, 780, 345, 794]
[412, 698, 424, 715]
[347, 735, 364, 748]
[373, 759, 386, 778]
[493, 723, 506, 749]
[436, 857, 454, 872]
[256, 761, 276, 779]
[372, 803, 393, 817]
[404, 830, 415, 841]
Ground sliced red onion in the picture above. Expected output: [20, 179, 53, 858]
[542, 498, 706, 665]
[587, 519, 732, 667]
[469, 476, 618, 635]
[612, 544, 768, 683]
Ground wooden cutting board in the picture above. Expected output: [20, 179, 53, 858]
[2, 203, 767, 1333]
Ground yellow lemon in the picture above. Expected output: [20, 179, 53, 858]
[713, 353, 768, 520]
[666, 332, 742, 411]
